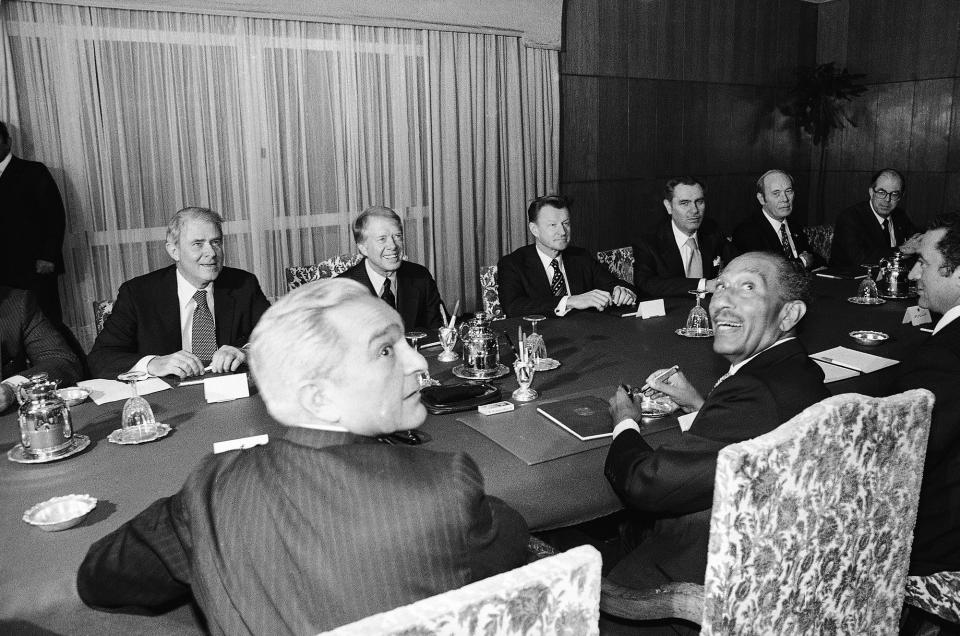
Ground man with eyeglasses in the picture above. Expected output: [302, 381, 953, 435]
[830, 168, 918, 267]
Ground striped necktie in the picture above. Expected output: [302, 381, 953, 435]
[191, 289, 217, 362]
[779, 222, 794, 258]
[549, 258, 566, 297]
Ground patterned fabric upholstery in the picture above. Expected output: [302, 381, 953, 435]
[803, 224, 834, 263]
[702, 390, 934, 634]
[285, 253, 363, 291]
[321, 544, 601, 635]
[480, 264, 504, 319]
[596, 246, 634, 285]
[92, 299, 115, 335]
[906, 571, 960, 624]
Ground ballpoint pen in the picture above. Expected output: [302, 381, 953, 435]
[638, 365, 679, 394]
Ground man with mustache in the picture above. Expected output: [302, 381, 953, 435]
[338, 206, 444, 331]
[893, 214, 960, 576]
[603, 251, 829, 591]
[633, 176, 737, 298]
[497, 194, 636, 317]
[830, 168, 917, 268]
[733, 169, 821, 270]
[88, 207, 270, 379]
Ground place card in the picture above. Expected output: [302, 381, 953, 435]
[204, 373, 250, 403]
[903, 306, 932, 326]
[213, 434, 268, 454]
[622, 299, 666, 319]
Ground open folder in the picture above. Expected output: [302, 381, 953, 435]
[809, 346, 898, 383]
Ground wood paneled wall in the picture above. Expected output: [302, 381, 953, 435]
[559, 0, 816, 251]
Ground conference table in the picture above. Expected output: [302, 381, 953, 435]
[0, 277, 929, 634]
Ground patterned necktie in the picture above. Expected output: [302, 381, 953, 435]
[381, 278, 396, 308]
[779, 222, 794, 258]
[549, 258, 566, 297]
[191, 289, 216, 362]
[685, 237, 703, 278]
[709, 370, 733, 396]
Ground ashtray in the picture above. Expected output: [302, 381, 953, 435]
[23, 494, 97, 532]
[107, 423, 172, 445]
[676, 327, 714, 338]
[640, 395, 678, 418]
[57, 387, 90, 407]
[847, 297, 887, 305]
[849, 330, 889, 346]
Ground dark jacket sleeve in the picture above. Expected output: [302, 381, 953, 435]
[227, 273, 270, 348]
[633, 239, 700, 298]
[34, 163, 66, 271]
[87, 281, 143, 379]
[829, 208, 866, 267]
[5, 289, 82, 388]
[496, 253, 562, 318]
[417, 271, 444, 331]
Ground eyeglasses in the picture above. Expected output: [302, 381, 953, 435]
[873, 189, 902, 201]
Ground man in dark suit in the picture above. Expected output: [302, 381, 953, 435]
[893, 214, 960, 575]
[604, 251, 829, 588]
[77, 278, 528, 634]
[634, 176, 737, 298]
[830, 168, 918, 267]
[733, 169, 821, 270]
[0, 286, 83, 413]
[338, 206, 444, 331]
[497, 194, 636, 317]
[88, 207, 269, 379]
[0, 121, 67, 323]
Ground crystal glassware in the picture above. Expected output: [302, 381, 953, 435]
[677, 290, 713, 337]
[856, 264, 880, 301]
[404, 331, 427, 351]
[437, 325, 460, 362]
[117, 371, 158, 443]
[511, 357, 538, 402]
[416, 369, 440, 389]
[522, 314, 558, 371]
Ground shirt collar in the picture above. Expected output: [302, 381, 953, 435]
[727, 336, 795, 376]
[0, 151, 11, 178]
[933, 305, 960, 335]
[535, 245, 562, 269]
[868, 200, 888, 226]
[364, 258, 395, 295]
[762, 210, 789, 234]
[175, 268, 214, 311]
[671, 220, 697, 251]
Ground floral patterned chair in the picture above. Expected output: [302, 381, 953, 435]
[480, 264, 504, 319]
[905, 571, 960, 626]
[92, 299, 115, 334]
[285, 253, 363, 292]
[601, 389, 935, 634]
[320, 544, 601, 635]
[596, 246, 634, 285]
[803, 224, 834, 263]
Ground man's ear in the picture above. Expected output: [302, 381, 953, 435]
[778, 300, 806, 333]
[663, 199, 672, 216]
[755, 192, 765, 207]
[165, 241, 179, 262]
[528, 220, 539, 240]
[297, 379, 340, 423]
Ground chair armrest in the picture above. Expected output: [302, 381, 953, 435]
[600, 578, 703, 624]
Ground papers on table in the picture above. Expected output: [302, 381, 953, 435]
[77, 377, 172, 405]
[204, 373, 250, 403]
[622, 298, 666, 319]
[903, 306, 932, 326]
[213, 434, 268, 454]
[809, 346, 899, 383]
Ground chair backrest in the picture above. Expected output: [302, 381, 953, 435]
[92, 299, 115, 335]
[803, 224, 834, 263]
[596, 246, 634, 285]
[479, 264, 504, 319]
[701, 389, 934, 635]
[285, 253, 363, 291]
[906, 570, 960, 624]
[320, 544, 602, 635]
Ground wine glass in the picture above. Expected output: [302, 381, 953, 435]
[437, 325, 459, 362]
[522, 314, 558, 371]
[117, 371, 158, 443]
[511, 357, 538, 402]
[522, 315, 546, 334]
[404, 331, 427, 351]
[856, 264, 880, 302]
[416, 370, 440, 389]
[678, 290, 713, 337]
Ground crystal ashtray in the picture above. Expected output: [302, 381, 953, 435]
[23, 494, 97, 532]
[849, 330, 889, 346]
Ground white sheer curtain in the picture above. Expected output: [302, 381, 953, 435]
[5, 1, 558, 346]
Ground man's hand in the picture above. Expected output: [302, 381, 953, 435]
[0, 382, 16, 412]
[147, 351, 205, 378]
[608, 385, 640, 424]
[611, 286, 636, 307]
[35, 259, 55, 275]
[567, 289, 612, 311]
[210, 345, 246, 373]
[645, 368, 704, 413]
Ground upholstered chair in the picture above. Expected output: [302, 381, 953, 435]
[284, 253, 363, 291]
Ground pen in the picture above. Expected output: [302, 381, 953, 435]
[815, 356, 862, 374]
[639, 365, 679, 393]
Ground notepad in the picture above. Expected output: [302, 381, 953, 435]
[537, 395, 612, 441]
[77, 377, 172, 405]
[809, 346, 899, 382]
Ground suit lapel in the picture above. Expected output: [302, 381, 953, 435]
[157, 267, 184, 352]
[214, 279, 234, 348]
[659, 223, 686, 277]
[525, 246, 554, 296]
[355, 261, 378, 296]
[396, 266, 420, 328]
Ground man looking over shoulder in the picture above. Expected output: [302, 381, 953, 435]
[733, 170, 820, 270]
[338, 206, 444, 331]
[604, 252, 828, 588]
[633, 176, 736, 298]
[88, 207, 269, 379]
[77, 278, 528, 634]
[497, 194, 636, 317]
[893, 214, 960, 576]
[830, 168, 917, 267]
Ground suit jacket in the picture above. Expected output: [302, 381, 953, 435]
[830, 201, 918, 267]
[732, 211, 822, 268]
[0, 286, 82, 399]
[895, 317, 960, 575]
[497, 244, 631, 317]
[88, 265, 270, 379]
[338, 259, 443, 330]
[77, 427, 528, 635]
[604, 338, 829, 586]
[633, 218, 737, 298]
[0, 155, 66, 289]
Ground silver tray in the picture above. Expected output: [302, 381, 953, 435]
[675, 327, 714, 338]
[452, 364, 510, 380]
[107, 423, 172, 445]
[8, 435, 91, 464]
[847, 296, 887, 305]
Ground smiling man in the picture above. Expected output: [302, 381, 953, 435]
[893, 214, 960, 576]
[77, 278, 527, 634]
[603, 251, 828, 590]
[338, 206, 444, 331]
[88, 207, 270, 379]
[633, 176, 737, 298]
[497, 194, 636, 317]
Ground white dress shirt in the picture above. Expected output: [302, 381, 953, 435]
[671, 221, 706, 291]
[761, 211, 798, 258]
[0, 150, 11, 178]
[534, 246, 572, 316]
[933, 305, 960, 335]
[869, 201, 898, 248]
[364, 259, 398, 303]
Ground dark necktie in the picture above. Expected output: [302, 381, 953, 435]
[549, 258, 566, 297]
[882, 219, 894, 247]
[381, 278, 396, 308]
[192, 289, 216, 362]
[779, 222, 794, 258]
